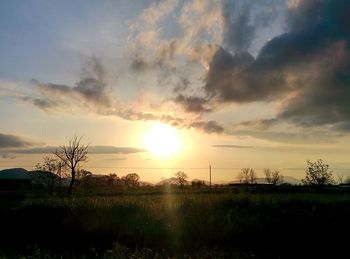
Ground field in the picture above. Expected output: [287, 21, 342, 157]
[0, 188, 349, 258]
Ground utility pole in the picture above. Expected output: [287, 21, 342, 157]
[209, 165, 212, 188]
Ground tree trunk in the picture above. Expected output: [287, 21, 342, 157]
[68, 170, 75, 194]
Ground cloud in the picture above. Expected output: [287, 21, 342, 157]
[227, 129, 341, 144]
[127, 0, 285, 118]
[234, 118, 279, 130]
[33, 56, 110, 110]
[4, 146, 146, 155]
[204, 47, 286, 103]
[21, 96, 59, 111]
[131, 55, 151, 72]
[212, 144, 253, 149]
[222, 0, 283, 53]
[88, 146, 145, 154]
[201, 0, 350, 134]
[19, 0, 350, 142]
[139, 0, 179, 26]
[129, 0, 223, 79]
[1, 153, 16, 159]
[222, 1, 255, 52]
[0, 133, 36, 148]
[174, 94, 212, 113]
[190, 120, 224, 134]
[104, 157, 127, 161]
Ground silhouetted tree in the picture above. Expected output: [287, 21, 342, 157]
[337, 174, 344, 184]
[175, 171, 188, 189]
[76, 169, 93, 190]
[123, 173, 140, 188]
[302, 159, 335, 188]
[237, 168, 256, 184]
[264, 168, 283, 185]
[107, 173, 119, 187]
[34, 156, 62, 193]
[53, 135, 88, 194]
[77, 169, 92, 180]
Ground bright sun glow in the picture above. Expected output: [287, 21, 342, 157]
[143, 123, 182, 158]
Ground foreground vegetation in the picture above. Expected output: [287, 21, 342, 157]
[0, 188, 349, 258]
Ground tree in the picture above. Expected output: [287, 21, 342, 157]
[337, 174, 344, 184]
[122, 173, 140, 188]
[107, 173, 119, 187]
[53, 135, 89, 194]
[175, 171, 188, 188]
[76, 169, 92, 180]
[302, 159, 335, 188]
[264, 168, 283, 185]
[237, 168, 256, 184]
[34, 156, 62, 193]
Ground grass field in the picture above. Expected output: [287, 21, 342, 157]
[0, 188, 349, 258]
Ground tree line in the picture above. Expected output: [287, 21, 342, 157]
[33, 136, 350, 194]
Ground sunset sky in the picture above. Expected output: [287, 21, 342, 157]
[1, 0, 350, 183]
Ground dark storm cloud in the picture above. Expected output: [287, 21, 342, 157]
[222, 0, 282, 53]
[222, 1, 255, 52]
[204, 47, 290, 103]
[0, 133, 35, 148]
[205, 0, 350, 131]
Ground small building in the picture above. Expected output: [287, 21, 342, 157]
[0, 168, 32, 191]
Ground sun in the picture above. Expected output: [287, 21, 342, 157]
[143, 122, 182, 158]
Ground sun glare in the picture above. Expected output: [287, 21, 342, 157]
[143, 123, 182, 158]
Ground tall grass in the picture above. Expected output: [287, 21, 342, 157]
[1, 191, 349, 258]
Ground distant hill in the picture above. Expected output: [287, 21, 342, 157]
[0, 168, 31, 180]
[156, 177, 179, 186]
[139, 181, 154, 187]
[282, 176, 301, 185]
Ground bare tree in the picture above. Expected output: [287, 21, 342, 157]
[53, 135, 88, 194]
[264, 168, 283, 185]
[175, 171, 188, 189]
[302, 159, 335, 188]
[337, 174, 344, 185]
[237, 168, 256, 184]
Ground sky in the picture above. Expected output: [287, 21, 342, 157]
[1, 0, 350, 183]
